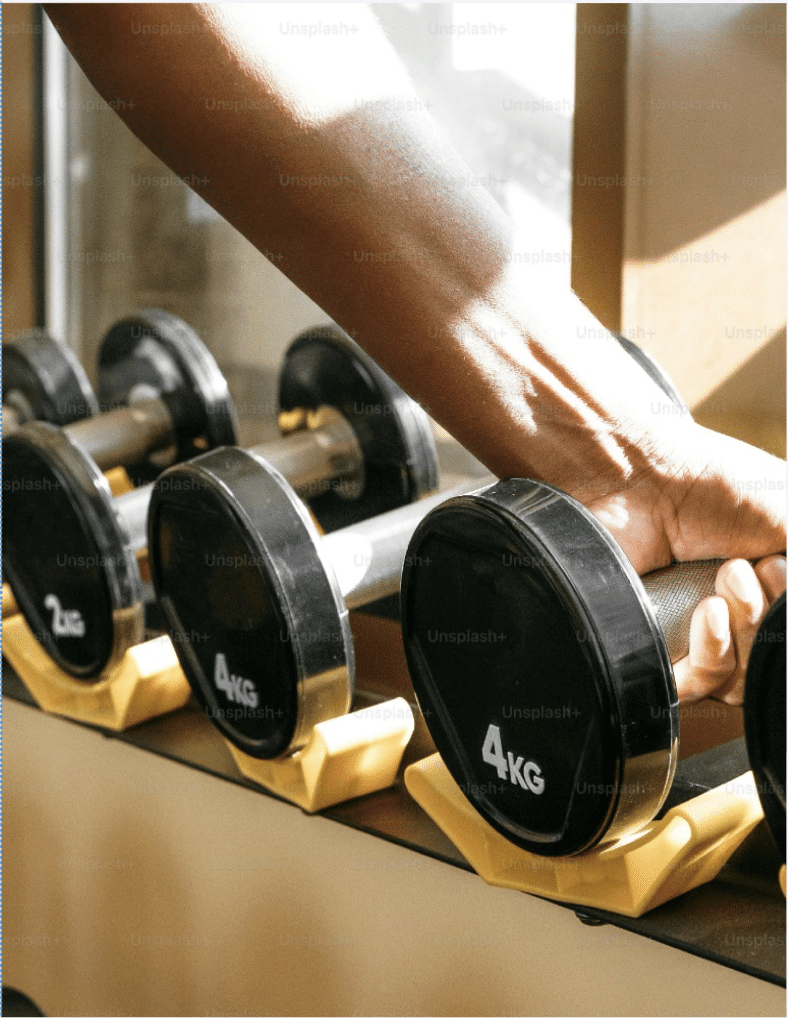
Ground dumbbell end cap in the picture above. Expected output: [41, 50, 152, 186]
[402, 478, 678, 857]
[148, 447, 353, 758]
[2, 422, 143, 679]
[744, 592, 786, 861]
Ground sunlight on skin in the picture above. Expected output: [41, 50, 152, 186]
[587, 493, 632, 534]
[200, 4, 414, 128]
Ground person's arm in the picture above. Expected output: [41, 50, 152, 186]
[46, 4, 660, 490]
[43, 3, 785, 701]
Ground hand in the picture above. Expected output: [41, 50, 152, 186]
[585, 421, 785, 703]
[674, 555, 786, 704]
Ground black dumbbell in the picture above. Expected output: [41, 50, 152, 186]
[148, 443, 480, 757]
[6, 309, 237, 477]
[3, 330, 98, 431]
[84, 308, 238, 477]
[3, 308, 237, 676]
[744, 592, 786, 861]
[400, 478, 783, 857]
[3, 325, 439, 681]
[143, 333, 686, 758]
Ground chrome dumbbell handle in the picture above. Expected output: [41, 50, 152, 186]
[112, 408, 365, 555]
[254, 407, 364, 501]
[323, 477, 496, 610]
[68, 397, 176, 471]
[642, 559, 722, 661]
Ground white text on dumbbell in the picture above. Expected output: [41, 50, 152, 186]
[44, 594, 86, 637]
[482, 724, 544, 793]
[213, 653, 259, 709]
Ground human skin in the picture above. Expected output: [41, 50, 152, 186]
[43, 3, 786, 703]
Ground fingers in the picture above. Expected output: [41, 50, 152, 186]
[673, 596, 736, 703]
[673, 556, 785, 705]
[713, 559, 769, 702]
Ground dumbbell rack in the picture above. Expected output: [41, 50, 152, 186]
[3, 648, 784, 1017]
[3, 462, 415, 808]
[225, 698, 414, 813]
[2, 614, 189, 731]
[405, 754, 765, 918]
[3, 357, 784, 1011]
[5, 592, 415, 815]
[8, 573, 771, 916]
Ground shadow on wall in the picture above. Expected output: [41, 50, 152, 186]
[633, 2, 786, 260]
[692, 327, 787, 456]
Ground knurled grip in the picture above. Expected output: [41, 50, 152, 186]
[641, 559, 723, 662]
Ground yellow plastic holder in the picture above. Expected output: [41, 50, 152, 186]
[2, 612, 191, 730]
[405, 753, 765, 918]
[227, 697, 415, 812]
[2, 582, 18, 618]
[103, 465, 135, 497]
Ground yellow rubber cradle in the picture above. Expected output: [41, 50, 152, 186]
[2, 611, 191, 730]
[2, 582, 18, 619]
[405, 753, 765, 917]
[227, 697, 415, 812]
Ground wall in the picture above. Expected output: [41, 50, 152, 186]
[621, 3, 785, 456]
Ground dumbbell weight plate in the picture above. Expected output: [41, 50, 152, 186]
[149, 447, 481, 759]
[3, 310, 241, 679]
[401, 478, 704, 858]
[5, 320, 439, 683]
[97, 309, 238, 477]
[279, 326, 438, 530]
[744, 592, 786, 860]
[3, 331, 98, 427]
[148, 333, 677, 761]
[2, 422, 143, 678]
[150, 447, 352, 757]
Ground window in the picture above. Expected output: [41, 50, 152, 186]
[44, 3, 576, 439]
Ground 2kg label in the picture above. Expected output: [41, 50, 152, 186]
[44, 593, 85, 637]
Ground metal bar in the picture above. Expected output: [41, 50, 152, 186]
[323, 477, 494, 610]
[66, 397, 174, 470]
[252, 413, 363, 501]
[642, 559, 723, 662]
[42, 17, 70, 346]
[114, 485, 153, 553]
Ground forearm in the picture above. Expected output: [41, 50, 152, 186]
[44, 3, 672, 486]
